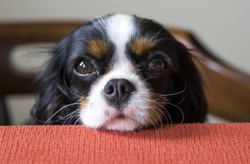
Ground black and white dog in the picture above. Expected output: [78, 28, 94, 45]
[31, 14, 207, 131]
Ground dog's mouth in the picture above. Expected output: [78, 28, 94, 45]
[114, 113, 125, 119]
[107, 113, 130, 123]
[100, 113, 140, 131]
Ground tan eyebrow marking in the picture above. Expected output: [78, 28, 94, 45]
[86, 39, 108, 58]
[130, 37, 155, 56]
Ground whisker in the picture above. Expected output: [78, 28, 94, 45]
[143, 116, 159, 131]
[150, 100, 173, 125]
[159, 81, 187, 97]
[167, 102, 185, 124]
[148, 109, 164, 129]
[143, 76, 157, 82]
[129, 103, 160, 131]
[74, 117, 82, 125]
[135, 81, 186, 98]
[31, 114, 47, 125]
[44, 103, 80, 124]
[63, 72, 81, 98]
[150, 101, 175, 132]
[62, 109, 80, 125]
[175, 95, 186, 106]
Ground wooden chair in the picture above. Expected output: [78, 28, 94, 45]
[0, 22, 249, 125]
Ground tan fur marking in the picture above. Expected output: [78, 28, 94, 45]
[147, 95, 168, 125]
[130, 38, 155, 56]
[86, 39, 108, 58]
[80, 99, 88, 108]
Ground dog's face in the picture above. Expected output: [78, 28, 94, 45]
[31, 14, 207, 131]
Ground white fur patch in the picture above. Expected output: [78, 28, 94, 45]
[106, 14, 135, 64]
[79, 14, 156, 131]
[106, 14, 134, 50]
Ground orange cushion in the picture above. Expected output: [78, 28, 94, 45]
[0, 123, 249, 163]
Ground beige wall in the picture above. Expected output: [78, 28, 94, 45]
[1, 0, 250, 73]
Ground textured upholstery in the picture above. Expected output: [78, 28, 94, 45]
[1, 123, 249, 164]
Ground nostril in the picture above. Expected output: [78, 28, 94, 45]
[119, 80, 135, 93]
[104, 84, 114, 94]
[120, 86, 127, 93]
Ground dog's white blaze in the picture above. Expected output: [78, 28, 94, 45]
[80, 14, 153, 131]
[106, 14, 135, 64]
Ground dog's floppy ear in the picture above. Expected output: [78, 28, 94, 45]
[30, 37, 72, 124]
[170, 44, 207, 123]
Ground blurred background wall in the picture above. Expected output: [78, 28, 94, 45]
[0, 0, 249, 124]
[1, 0, 250, 74]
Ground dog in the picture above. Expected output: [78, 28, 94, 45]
[30, 14, 207, 131]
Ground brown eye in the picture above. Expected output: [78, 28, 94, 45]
[75, 60, 94, 76]
[148, 58, 166, 73]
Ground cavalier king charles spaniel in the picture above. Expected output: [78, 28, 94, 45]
[30, 14, 207, 131]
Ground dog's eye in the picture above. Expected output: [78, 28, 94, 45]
[148, 58, 166, 73]
[75, 61, 94, 76]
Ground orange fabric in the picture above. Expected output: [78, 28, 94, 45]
[0, 123, 249, 164]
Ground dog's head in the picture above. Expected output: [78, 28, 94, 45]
[31, 14, 207, 131]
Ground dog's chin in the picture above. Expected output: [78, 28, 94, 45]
[102, 118, 139, 131]
[81, 114, 142, 132]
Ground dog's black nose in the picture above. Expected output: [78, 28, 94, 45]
[104, 78, 135, 109]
